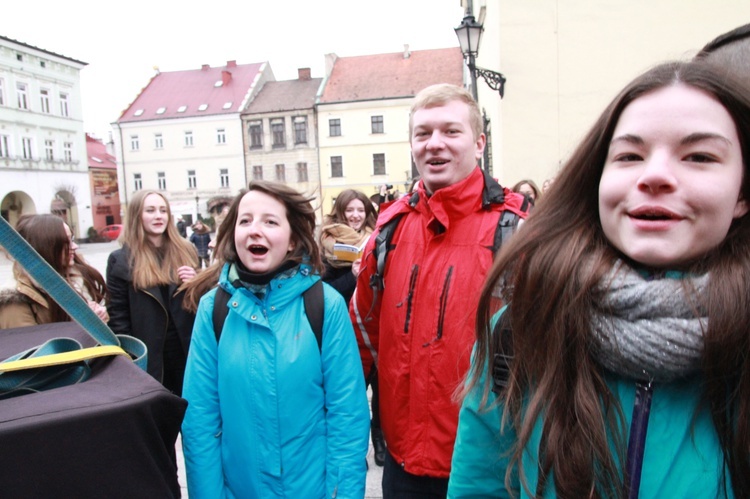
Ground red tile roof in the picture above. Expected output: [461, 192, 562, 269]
[319, 47, 463, 103]
[117, 61, 268, 123]
[86, 134, 116, 170]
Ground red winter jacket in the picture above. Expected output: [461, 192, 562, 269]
[349, 167, 528, 478]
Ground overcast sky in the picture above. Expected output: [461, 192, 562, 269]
[2, 0, 465, 141]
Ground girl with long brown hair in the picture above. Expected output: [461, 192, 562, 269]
[0, 214, 108, 328]
[106, 190, 198, 395]
[449, 60, 750, 498]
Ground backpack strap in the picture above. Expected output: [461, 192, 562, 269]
[212, 280, 325, 353]
[303, 280, 324, 352]
[491, 210, 522, 255]
[491, 311, 514, 394]
[369, 213, 405, 291]
[212, 286, 231, 344]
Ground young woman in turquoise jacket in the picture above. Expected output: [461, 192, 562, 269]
[448, 61, 750, 498]
[181, 181, 370, 498]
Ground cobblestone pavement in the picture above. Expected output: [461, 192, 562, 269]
[0, 241, 384, 498]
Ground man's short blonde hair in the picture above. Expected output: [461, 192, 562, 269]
[409, 83, 483, 140]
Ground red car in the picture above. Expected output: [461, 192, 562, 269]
[99, 224, 122, 241]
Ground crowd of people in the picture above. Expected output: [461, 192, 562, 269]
[1, 22, 750, 498]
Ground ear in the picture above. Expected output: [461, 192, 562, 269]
[474, 133, 486, 160]
[288, 240, 296, 252]
[734, 197, 749, 218]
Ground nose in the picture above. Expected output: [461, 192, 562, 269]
[425, 130, 445, 150]
[636, 153, 677, 195]
[247, 220, 263, 237]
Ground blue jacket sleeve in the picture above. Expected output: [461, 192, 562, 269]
[181, 290, 227, 499]
[320, 285, 370, 498]
[448, 347, 518, 498]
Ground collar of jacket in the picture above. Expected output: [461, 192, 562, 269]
[417, 167, 494, 231]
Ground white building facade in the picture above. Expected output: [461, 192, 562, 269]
[112, 61, 274, 222]
[0, 35, 92, 236]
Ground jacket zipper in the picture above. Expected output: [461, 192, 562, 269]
[403, 264, 419, 333]
[421, 266, 454, 347]
[625, 379, 653, 499]
[436, 266, 453, 340]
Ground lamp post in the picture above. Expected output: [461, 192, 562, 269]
[454, 14, 507, 99]
[455, 13, 507, 174]
[195, 195, 200, 221]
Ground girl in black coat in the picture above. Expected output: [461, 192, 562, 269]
[106, 190, 199, 395]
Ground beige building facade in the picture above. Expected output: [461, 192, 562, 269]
[466, 1, 750, 188]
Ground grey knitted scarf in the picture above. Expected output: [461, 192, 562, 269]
[590, 262, 709, 383]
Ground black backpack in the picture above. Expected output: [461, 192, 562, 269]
[212, 280, 325, 352]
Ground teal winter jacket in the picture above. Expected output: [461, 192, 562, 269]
[448, 322, 732, 498]
[182, 264, 370, 498]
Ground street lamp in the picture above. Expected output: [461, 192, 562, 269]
[455, 13, 506, 175]
[454, 15, 507, 99]
[195, 195, 200, 221]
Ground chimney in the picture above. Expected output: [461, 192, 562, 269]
[222, 70, 232, 85]
[298, 68, 311, 80]
[403, 44, 411, 59]
[201, 64, 210, 71]
[227, 60, 237, 68]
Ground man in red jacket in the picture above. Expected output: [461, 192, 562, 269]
[350, 84, 527, 497]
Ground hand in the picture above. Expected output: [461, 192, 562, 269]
[88, 301, 109, 322]
[177, 265, 197, 283]
[352, 258, 362, 277]
[380, 184, 388, 196]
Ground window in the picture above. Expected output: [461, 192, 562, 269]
[188, 170, 196, 189]
[184, 131, 193, 147]
[249, 121, 262, 149]
[293, 117, 307, 144]
[157, 172, 166, 190]
[252, 165, 263, 180]
[63, 142, 73, 162]
[45, 140, 54, 161]
[40, 89, 50, 113]
[373, 153, 386, 175]
[275, 164, 285, 182]
[329, 119, 341, 137]
[371, 115, 384, 134]
[271, 119, 285, 148]
[297, 162, 308, 182]
[0, 79, 5, 106]
[331, 156, 343, 178]
[130, 135, 139, 151]
[216, 128, 226, 144]
[21, 137, 33, 159]
[59, 93, 69, 117]
[154, 133, 163, 149]
[0, 135, 9, 158]
[220, 169, 229, 188]
[134, 173, 142, 191]
[17, 83, 28, 109]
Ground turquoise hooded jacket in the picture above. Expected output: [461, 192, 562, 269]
[182, 264, 370, 498]
[448, 315, 733, 498]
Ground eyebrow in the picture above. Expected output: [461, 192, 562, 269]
[680, 132, 732, 147]
[610, 132, 732, 147]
